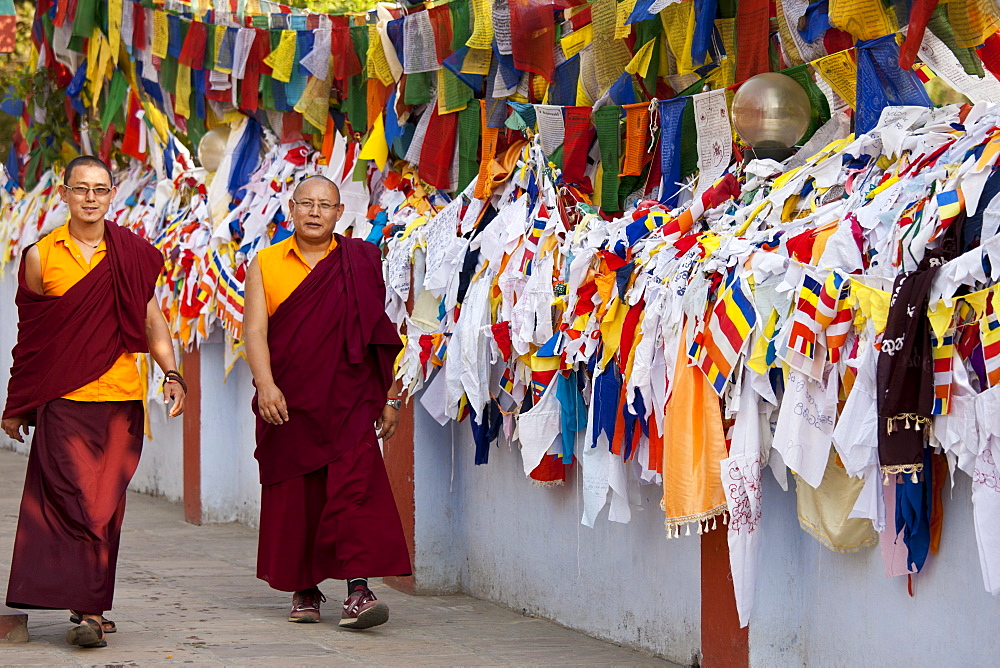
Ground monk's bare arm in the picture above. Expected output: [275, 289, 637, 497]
[145, 299, 186, 418]
[244, 259, 288, 424]
[24, 246, 42, 294]
[0, 248, 42, 440]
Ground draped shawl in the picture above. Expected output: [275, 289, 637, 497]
[253, 235, 402, 485]
[3, 221, 164, 421]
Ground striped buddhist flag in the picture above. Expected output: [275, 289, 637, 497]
[499, 366, 516, 399]
[913, 63, 935, 83]
[787, 273, 824, 359]
[211, 250, 245, 339]
[982, 291, 1000, 389]
[930, 327, 955, 415]
[519, 215, 549, 274]
[935, 189, 964, 236]
[693, 277, 758, 395]
[818, 272, 853, 363]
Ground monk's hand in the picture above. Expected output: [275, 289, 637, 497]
[164, 380, 186, 418]
[376, 403, 399, 441]
[258, 383, 289, 425]
[1, 416, 30, 444]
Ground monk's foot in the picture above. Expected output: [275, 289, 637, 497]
[66, 617, 107, 648]
[339, 585, 389, 630]
[69, 611, 116, 633]
[289, 588, 325, 623]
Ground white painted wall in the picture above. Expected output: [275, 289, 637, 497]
[197, 333, 261, 526]
[750, 473, 1000, 665]
[411, 404, 702, 665]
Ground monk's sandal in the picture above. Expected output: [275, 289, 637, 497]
[289, 587, 325, 623]
[340, 585, 389, 630]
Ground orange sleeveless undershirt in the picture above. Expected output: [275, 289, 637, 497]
[256, 234, 338, 317]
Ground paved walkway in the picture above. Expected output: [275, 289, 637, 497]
[0, 448, 674, 666]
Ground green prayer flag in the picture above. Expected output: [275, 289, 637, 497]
[594, 105, 623, 213]
[441, 69, 473, 114]
[928, 7, 986, 78]
[72, 0, 97, 38]
[162, 55, 178, 93]
[405, 72, 432, 106]
[782, 63, 831, 144]
[204, 25, 216, 71]
[450, 0, 472, 50]
[457, 100, 481, 193]
[100, 69, 129, 131]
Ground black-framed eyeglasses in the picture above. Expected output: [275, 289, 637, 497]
[291, 199, 341, 211]
[64, 185, 114, 197]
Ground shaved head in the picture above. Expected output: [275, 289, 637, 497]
[293, 175, 340, 201]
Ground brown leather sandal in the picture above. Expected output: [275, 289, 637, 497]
[69, 612, 116, 633]
[66, 617, 107, 648]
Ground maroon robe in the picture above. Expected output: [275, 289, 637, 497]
[252, 235, 402, 484]
[4, 221, 162, 614]
[3, 221, 163, 421]
[253, 235, 411, 589]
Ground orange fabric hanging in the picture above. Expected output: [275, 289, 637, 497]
[620, 102, 651, 177]
[661, 327, 728, 536]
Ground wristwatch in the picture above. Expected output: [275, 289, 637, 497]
[386, 398, 402, 410]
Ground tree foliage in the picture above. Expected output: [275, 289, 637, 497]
[0, 1, 37, 158]
[285, 0, 379, 15]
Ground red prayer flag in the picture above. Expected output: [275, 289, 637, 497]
[977, 32, 1000, 80]
[428, 4, 453, 63]
[562, 106, 594, 190]
[418, 106, 458, 190]
[735, 0, 770, 83]
[179, 20, 208, 69]
[509, 0, 556, 82]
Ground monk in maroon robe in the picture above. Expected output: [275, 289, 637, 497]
[1, 157, 186, 648]
[244, 175, 410, 630]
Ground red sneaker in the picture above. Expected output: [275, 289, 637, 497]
[289, 588, 325, 623]
[339, 585, 389, 629]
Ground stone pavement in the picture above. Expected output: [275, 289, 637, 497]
[0, 448, 675, 666]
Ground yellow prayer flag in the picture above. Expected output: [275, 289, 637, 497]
[615, 0, 637, 39]
[294, 65, 334, 131]
[625, 39, 657, 78]
[109, 0, 122, 65]
[706, 18, 736, 89]
[466, 0, 494, 50]
[851, 282, 891, 334]
[263, 30, 297, 83]
[812, 51, 857, 108]
[214, 25, 229, 73]
[175, 64, 192, 118]
[828, 0, 896, 41]
[358, 112, 389, 170]
[368, 24, 395, 86]
[152, 10, 169, 60]
[928, 300, 957, 340]
[661, 1, 697, 74]
[461, 48, 492, 75]
[946, 0, 999, 49]
[561, 25, 593, 59]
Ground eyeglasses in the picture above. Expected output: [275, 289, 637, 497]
[291, 199, 341, 211]
[64, 185, 114, 197]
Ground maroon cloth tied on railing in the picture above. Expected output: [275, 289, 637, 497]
[3, 221, 163, 421]
[253, 235, 402, 486]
